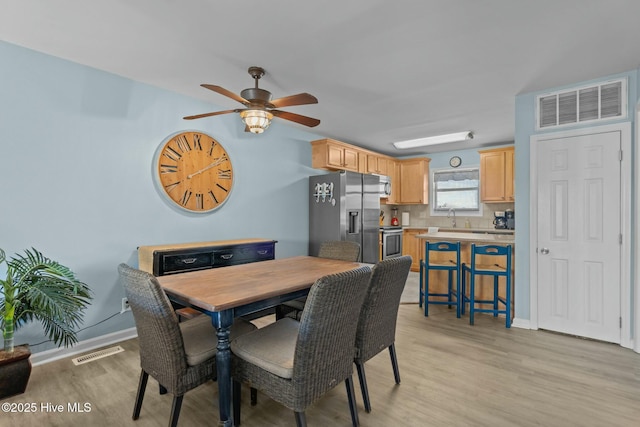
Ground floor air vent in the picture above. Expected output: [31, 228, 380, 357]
[72, 345, 125, 366]
[536, 78, 626, 130]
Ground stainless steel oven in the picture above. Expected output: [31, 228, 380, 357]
[380, 226, 403, 260]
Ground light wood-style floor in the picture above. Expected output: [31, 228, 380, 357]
[3, 304, 640, 426]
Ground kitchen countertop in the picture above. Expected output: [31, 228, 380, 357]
[404, 226, 514, 235]
[415, 231, 515, 244]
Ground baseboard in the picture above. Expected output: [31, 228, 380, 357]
[30, 327, 138, 366]
[511, 317, 531, 329]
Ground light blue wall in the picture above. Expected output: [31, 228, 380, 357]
[514, 69, 639, 321]
[0, 41, 323, 353]
[406, 145, 515, 169]
[415, 148, 481, 169]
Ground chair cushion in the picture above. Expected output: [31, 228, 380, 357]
[231, 317, 299, 379]
[180, 316, 257, 366]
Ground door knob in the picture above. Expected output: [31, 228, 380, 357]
[540, 248, 550, 254]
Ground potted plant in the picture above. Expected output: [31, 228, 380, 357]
[0, 247, 91, 399]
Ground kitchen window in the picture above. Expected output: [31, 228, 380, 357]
[432, 168, 480, 213]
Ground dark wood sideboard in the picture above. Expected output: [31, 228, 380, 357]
[138, 238, 277, 276]
[137, 238, 278, 319]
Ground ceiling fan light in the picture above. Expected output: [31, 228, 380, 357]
[240, 110, 273, 134]
[393, 131, 474, 149]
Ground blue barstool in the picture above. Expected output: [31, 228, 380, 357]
[461, 244, 512, 328]
[419, 241, 461, 318]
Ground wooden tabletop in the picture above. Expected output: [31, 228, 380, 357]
[156, 255, 364, 312]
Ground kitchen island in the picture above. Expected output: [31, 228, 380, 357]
[403, 229, 515, 321]
[402, 228, 513, 272]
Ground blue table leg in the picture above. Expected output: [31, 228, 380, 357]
[213, 310, 234, 427]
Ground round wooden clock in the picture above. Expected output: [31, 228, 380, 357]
[156, 131, 233, 212]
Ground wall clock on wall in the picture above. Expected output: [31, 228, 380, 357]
[155, 131, 234, 212]
[449, 156, 462, 168]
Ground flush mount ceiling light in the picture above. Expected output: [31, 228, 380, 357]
[393, 131, 474, 149]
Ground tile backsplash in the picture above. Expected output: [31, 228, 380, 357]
[381, 203, 515, 230]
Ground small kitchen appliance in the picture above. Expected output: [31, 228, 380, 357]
[377, 174, 392, 199]
[505, 209, 515, 230]
[391, 208, 399, 226]
[493, 211, 507, 229]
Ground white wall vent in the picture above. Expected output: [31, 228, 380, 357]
[71, 345, 125, 365]
[536, 78, 626, 130]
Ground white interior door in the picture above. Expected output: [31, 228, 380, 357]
[537, 130, 621, 343]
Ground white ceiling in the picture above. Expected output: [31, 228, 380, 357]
[2, 0, 640, 155]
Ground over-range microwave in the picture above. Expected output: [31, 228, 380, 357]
[375, 174, 392, 198]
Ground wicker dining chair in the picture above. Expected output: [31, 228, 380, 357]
[118, 263, 257, 427]
[354, 255, 412, 413]
[276, 240, 361, 320]
[231, 266, 373, 427]
[316, 240, 361, 261]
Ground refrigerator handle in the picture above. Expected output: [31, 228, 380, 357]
[348, 211, 360, 234]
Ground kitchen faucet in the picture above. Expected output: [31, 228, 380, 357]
[448, 208, 456, 228]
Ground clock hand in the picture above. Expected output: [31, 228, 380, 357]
[187, 155, 228, 179]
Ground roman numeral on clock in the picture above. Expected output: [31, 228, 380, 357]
[195, 193, 203, 210]
[208, 190, 219, 204]
[175, 134, 191, 152]
[193, 134, 202, 150]
[208, 140, 216, 156]
[218, 169, 232, 179]
[180, 190, 192, 206]
[160, 164, 178, 174]
[165, 181, 181, 193]
[163, 147, 181, 162]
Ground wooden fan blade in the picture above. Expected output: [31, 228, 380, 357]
[269, 93, 318, 108]
[183, 109, 240, 120]
[201, 84, 249, 105]
[271, 110, 320, 127]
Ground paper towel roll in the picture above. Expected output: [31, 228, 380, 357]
[401, 212, 410, 226]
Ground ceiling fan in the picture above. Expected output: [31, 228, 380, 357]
[184, 66, 320, 134]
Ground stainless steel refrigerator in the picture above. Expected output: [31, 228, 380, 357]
[309, 171, 380, 264]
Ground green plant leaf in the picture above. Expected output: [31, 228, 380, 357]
[1, 247, 92, 349]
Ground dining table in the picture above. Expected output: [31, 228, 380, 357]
[156, 255, 365, 427]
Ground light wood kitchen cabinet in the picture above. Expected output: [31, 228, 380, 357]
[399, 158, 430, 204]
[311, 138, 360, 172]
[310, 140, 427, 206]
[402, 229, 424, 271]
[479, 146, 514, 202]
[365, 154, 389, 175]
[505, 148, 514, 201]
